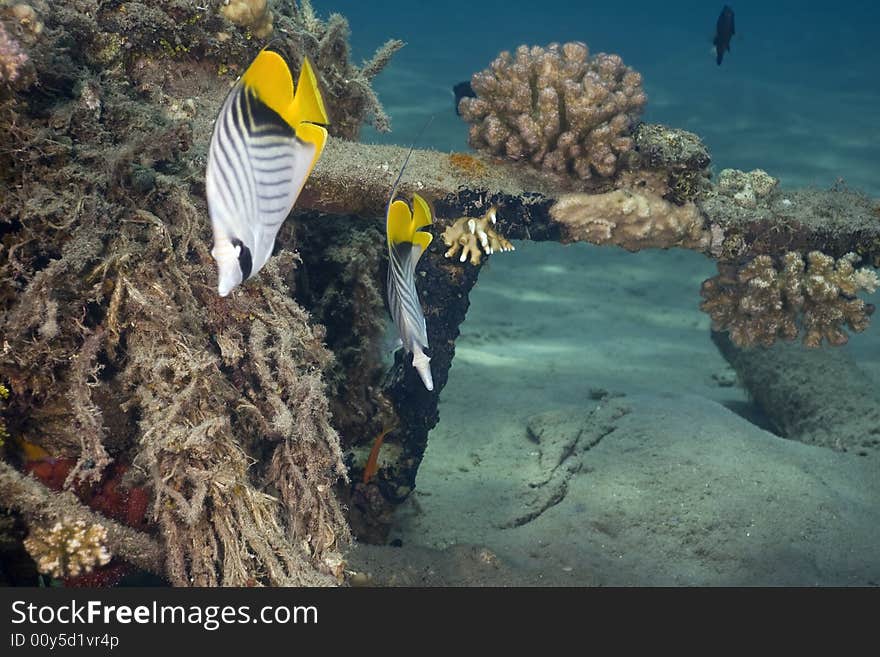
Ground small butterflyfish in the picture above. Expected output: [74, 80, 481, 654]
[206, 45, 329, 296]
[385, 146, 435, 391]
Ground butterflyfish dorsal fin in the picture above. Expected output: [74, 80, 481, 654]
[241, 49, 296, 125]
[241, 52, 328, 130]
[387, 199, 414, 246]
[411, 194, 433, 231]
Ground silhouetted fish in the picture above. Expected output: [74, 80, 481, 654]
[713, 5, 735, 65]
[453, 81, 475, 115]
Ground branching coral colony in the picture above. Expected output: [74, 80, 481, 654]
[442, 208, 515, 266]
[459, 42, 646, 180]
[700, 252, 878, 348]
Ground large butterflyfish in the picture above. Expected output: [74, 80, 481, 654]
[385, 149, 435, 391]
[206, 46, 328, 296]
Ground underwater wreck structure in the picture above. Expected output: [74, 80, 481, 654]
[1, 1, 878, 586]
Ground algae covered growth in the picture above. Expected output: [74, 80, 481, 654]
[1, 0, 879, 588]
[0, 0, 398, 586]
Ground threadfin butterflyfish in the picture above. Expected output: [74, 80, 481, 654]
[206, 46, 328, 296]
[384, 143, 434, 391]
[387, 193, 434, 391]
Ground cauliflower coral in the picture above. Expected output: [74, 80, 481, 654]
[459, 42, 647, 181]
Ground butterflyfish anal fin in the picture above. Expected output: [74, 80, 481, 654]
[411, 231, 432, 255]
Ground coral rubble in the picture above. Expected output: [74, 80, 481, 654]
[23, 518, 111, 579]
[442, 208, 515, 265]
[550, 189, 705, 251]
[459, 42, 646, 181]
[700, 252, 878, 348]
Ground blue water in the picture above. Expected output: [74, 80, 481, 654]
[325, 0, 880, 193]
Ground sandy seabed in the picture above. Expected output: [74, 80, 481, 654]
[349, 242, 880, 586]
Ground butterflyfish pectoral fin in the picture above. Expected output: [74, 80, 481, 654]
[205, 48, 329, 297]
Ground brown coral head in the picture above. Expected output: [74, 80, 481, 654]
[459, 41, 647, 181]
[24, 518, 112, 579]
[699, 251, 879, 349]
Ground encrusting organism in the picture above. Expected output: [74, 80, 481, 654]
[0, 2, 352, 586]
[716, 168, 779, 209]
[700, 251, 879, 348]
[550, 189, 706, 251]
[206, 45, 328, 296]
[220, 0, 275, 39]
[23, 518, 111, 579]
[631, 123, 712, 204]
[0, 382, 9, 448]
[458, 41, 646, 180]
[442, 207, 515, 265]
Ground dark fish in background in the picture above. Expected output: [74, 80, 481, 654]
[713, 5, 735, 65]
[453, 80, 476, 115]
